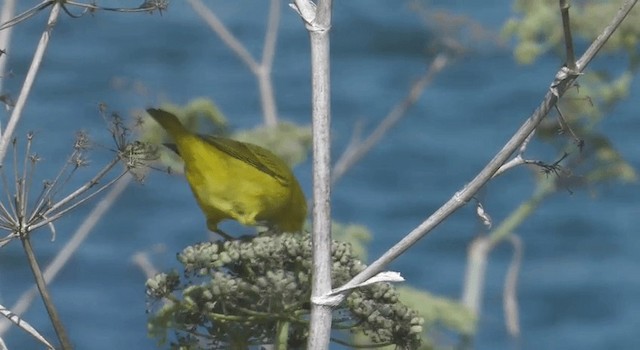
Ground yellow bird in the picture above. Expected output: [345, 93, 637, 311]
[147, 108, 307, 237]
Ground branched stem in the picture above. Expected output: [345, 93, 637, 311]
[335, 0, 638, 301]
[186, 0, 280, 126]
[28, 161, 123, 231]
[29, 158, 120, 224]
[30, 170, 127, 230]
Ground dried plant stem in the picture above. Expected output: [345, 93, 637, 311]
[0, 0, 16, 93]
[30, 169, 127, 230]
[461, 175, 555, 342]
[20, 235, 72, 350]
[503, 235, 523, 337]
[0, 304, 54, 349]
[186, 0, 280, 126]
[0, 3, 61, 165]
[332, 54, 449, 183]
[291, 0, 334, 348]
[334, 0, 638, 301]
[559, 0, 577, 70]
[0, 174, 133, 336]
[28, 158, 121, 231]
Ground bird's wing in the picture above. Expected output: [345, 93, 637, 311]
[201, 135, 290, 186]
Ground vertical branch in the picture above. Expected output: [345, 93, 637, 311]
[21, 236, 72, 350]
[0, 3, 61, 165]
[504, 235, 523, 338]
[292, 0, 334, 348]
[461, 237, 490, 316]
[186, 0, 281, 126]
[0, 0, 16, 94]
[257, 0, 281, 127]
[559, 0, 577, 70]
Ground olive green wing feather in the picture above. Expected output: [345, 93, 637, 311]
[200, 135, 291, 186]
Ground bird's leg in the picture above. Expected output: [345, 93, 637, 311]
[214, 229, 234, 241]
[256, 225, 279, 236]
[207, 218, 234, 240]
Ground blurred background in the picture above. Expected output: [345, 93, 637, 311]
[0, 0, 638, 349]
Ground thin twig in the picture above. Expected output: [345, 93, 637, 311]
[0, 0, 53, 32]
[493, 129, 537, 177]
[27, 149, 82, 223]
[559, 0, 577, 70]
[0, 175, 133, 335]
[0, 2, 61, 166]
[186, 0, 280, 126]
[504, 235, 522, 338]
[332, 54, 449, 183]
[20, 235, 72, 350]
[332, 0, 638, 302]
[131, 251, 159, 279]
[29, 158, 120, 225]
[461, 236, 491, 314]
[554, 105, 583, 149]
[186, 0, 259, 73]
[64, 0, 168, 13]
[0, 0, 17, 95]
[19, 133, 34, 219]
[256, 0, 280, 126]
[0, 304, 54, 349]
[31, 170, 127, 228]
[29, 171, 128, 230]
[28, 163, 124, 232]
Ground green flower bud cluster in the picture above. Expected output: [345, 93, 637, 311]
[146, 233, 423, 349]
[346, 282, 423, 349]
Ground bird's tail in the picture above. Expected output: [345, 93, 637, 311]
[146, 108, 188, 139]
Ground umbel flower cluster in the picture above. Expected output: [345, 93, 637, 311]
[146, 232, 423, 349]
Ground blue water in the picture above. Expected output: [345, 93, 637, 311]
[0, 1, 639, 349]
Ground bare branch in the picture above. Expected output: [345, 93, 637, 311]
[504, 235, 523, 338]
[332, 54, 448, 183]
[292, 0, 335, 349]
[28, 164, 124, 232]
[20, 236, 72, 349]
[0, 3, 62, 166]
[28, 158, 119, 225]
[0, 175, 132, 335]
[331, 0, 638, 304]
[186, 0, 259, 73]
[0, 303, 54, 349]
[131, 251, 160, 279]
[186, 0, 280, 126]
[0, 0, 53, 32]
[0, 0, 17, 95]
[461, 237, 491, 315]
[554, 105, 583, 150]
[559, 0, 577, 70]
[493, 130, 536, 177]
[332, 54, 449, 183]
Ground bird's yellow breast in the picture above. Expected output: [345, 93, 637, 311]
[180, 135, 291, 227]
